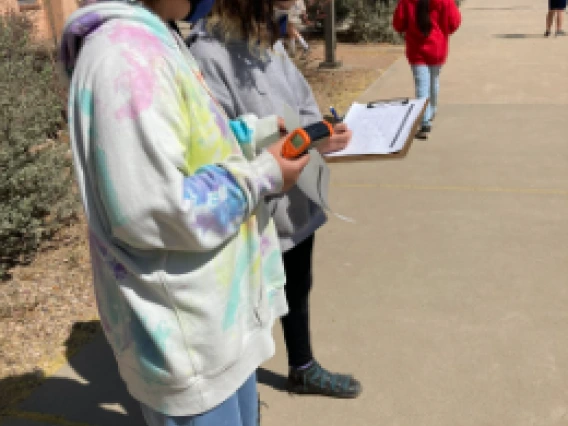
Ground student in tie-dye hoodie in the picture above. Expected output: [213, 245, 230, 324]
[59, 0, 309, 424]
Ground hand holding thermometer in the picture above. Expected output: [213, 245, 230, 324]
[281, 121, 334, 159]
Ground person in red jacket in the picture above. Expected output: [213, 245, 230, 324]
[393, 0, 461, 139]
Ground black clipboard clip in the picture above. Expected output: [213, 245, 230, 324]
[367, 98, 410, 108]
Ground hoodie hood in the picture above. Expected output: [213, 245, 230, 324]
[183, 0, 214, 23]
[402, 0, 445, 7]
[59, 1, 175, 76]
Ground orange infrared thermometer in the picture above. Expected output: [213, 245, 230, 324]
[281, 121, 334, 159]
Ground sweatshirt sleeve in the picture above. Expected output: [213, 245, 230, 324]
[444, 0, 462, 35]
[229, 114, 281, 162]
[81, 50, 282, 252]
[393, 1, 408, 33]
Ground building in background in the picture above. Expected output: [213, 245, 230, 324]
[0, 0, 77, 45]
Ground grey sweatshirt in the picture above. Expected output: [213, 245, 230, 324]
[188, 26, 327, 252]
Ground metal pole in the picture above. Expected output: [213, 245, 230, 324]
[319, 0, 341, 69]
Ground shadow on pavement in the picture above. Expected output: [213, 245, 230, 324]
[493, 33, 546, 39]
[469, 6, 532, 10]
[1, 322, 290, 425]
[1, 321, 144, 426]
[257, 368, 288, 393]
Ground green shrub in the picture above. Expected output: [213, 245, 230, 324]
[309, 0, 462, 43]
[0, 13, 78, 278]
[346, 0, 403, 43]
[306, 0, 402, 43]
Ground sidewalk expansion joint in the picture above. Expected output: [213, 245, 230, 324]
[334, 183, 568, 196]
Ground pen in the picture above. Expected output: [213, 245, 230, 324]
[389, 103, 415, 148]
[329, 106, 340, 122]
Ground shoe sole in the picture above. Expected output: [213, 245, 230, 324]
[287, 384, 362, 399]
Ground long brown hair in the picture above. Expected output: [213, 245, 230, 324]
[208, 0, 279, 48]
[416, 0, 432, 36]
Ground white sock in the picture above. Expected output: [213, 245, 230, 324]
[297, 34, 309, 51]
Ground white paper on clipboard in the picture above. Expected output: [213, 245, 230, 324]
[326, 98, 428, 158]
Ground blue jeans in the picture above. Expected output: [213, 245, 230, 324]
[411, 65, 442, 127]
[140, 374, 258, 426]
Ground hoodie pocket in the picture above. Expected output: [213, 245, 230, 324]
[253, 281, 270, 327]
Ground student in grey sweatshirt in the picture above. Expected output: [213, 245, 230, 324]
[189, 0, 362, 399]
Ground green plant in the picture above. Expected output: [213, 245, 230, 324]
[308, 0, 462, 43]
[307, 0, 403, 43]
[334, 0, 353, 22]
[0, 13, 78, 278]
[346, 0, 403, 43]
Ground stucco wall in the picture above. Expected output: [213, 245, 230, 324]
[1, 0, 77, 43]
[0, 0, 19, 13]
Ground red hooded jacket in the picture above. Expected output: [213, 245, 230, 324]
[393, 0, 461, 66]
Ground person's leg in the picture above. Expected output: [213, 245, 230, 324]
[292, 27, 309, 51]
[236, 373, 259, 426]
[412, 64, 432, 139]
[281, 235, 315, 369]
[546, 10, 554, 36]
[281, 235, 362, 398]
[411, 65, 431, 126]
[139, 374, 258, 426]
[429, 65, 442, 123]
[556, 9, 565, 34]
[140, 399, 241, 426]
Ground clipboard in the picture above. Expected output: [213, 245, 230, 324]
[325, 97, 429, 163]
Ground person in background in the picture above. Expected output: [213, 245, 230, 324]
[59, 0, 310, 424]
[545, 0, 566, 37]
[393, 0, 461, 140]
[189, 0, 363, 399]
[286, 0, 310, 57]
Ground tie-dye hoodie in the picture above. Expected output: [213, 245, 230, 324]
[60, 2, 288, 416]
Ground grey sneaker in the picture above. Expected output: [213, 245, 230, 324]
[556, 30, 567, 36]
[287, 360, 362, 398]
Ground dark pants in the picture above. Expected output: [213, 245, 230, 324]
[280, 235, 315, 368]
[549, 0, 567, 10]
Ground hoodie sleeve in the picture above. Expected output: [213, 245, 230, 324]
[230, 114, 281, 158]
[393, 1, 408, 33]
[77, 49, 282, 252]
[443, 0, 462, 35]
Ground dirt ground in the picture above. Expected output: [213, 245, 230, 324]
[298, 41, 403, 115]
[0, 41, 402, 412]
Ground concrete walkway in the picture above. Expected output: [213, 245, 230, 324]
[3, 0, 568, 425]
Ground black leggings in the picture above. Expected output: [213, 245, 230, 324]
[280, 235, 315, 368]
